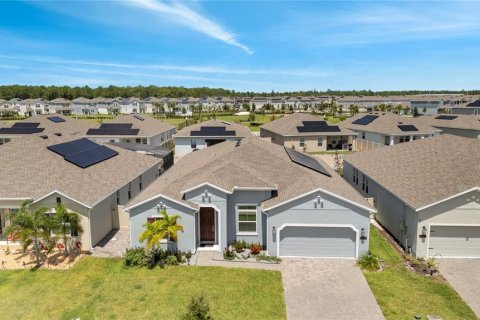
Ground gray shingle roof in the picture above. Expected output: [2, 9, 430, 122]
[88, 114, 175, 137]
[174, 119, 252, 138]
[126, 137, 373, 211]
[410, 115, 480, 131]
[343, 134, 480, 210]
[0, 115, 92, 137]
[0, 136, 160, 207]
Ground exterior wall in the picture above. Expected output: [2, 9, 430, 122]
[266, 190, 371, 257]
[416, 190, 480, 258]
[434, 127, 480, 139]
[343, 161, 418, 253]
[129, 196, 196, 251]
[174, 136, 238, 156]
[89, 195, 115, 247]
[410, 102, 441, 115]
[150, 129, 175, 146]
[449, 107, 480, 115]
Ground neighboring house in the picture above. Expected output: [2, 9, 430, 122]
[125, 138, 374, 258]
[409, 99, 443, 115]
[142, 97, 164, 114]
[72, 97, 97, 115]
[49, 98, 73, 115]
[343, 135, 480, 258]
[85, 114, 176, 146]
[108, 141, 174, 172]
[343, 112, 441, 148]
[0, 98, 18, 117]
[96, 97, 122, 115]
[0, 115, 92, 145]
[411, 114, 480, 139]
[174, 119, 252, 157]
[18, 98, 50, 116]
[260, 113, 357, 152]
[0, 135, 161, 249]
[448, 99, 480, 116]
[335, 96, 409, 112]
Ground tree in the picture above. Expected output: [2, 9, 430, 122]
[333, 151, 343, 175]
[422, 106, 427, 114]
[139, 210, 184, 251]
[182, 295, 212, 320]
[53, 203, 83, 256]
[5, 200, 51, 267]
[182, 107, 187, 115]
[413, 107, 420, 117]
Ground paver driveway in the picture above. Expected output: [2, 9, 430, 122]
[281, 258, 384, 320]
[438, 259, 480, 317]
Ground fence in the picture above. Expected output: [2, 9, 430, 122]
[355, 139, 386, 152]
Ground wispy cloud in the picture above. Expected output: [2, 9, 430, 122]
[123, 0, 253, 54]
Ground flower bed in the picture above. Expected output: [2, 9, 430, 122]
[0, 245, 84, 270]
[219, 241, 281, 264]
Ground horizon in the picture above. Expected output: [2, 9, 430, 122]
[1, 1, 480, 91]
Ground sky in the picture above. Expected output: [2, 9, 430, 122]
[0, 0, 479, 92]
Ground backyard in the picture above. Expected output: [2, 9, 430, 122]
[365, 227, 477, 320]
[0, 256, 285, 319]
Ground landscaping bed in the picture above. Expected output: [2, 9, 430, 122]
[221, 240, 281, 264]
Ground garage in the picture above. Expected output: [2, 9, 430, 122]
[278, 225, 357, 258]
[429, 225, 480, 258]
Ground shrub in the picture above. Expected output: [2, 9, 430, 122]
[405, 254, 421, 267]
[124, 248, 149, 267]
[185, 250, 193, 265]
[165, 255, 179, 265]
[249, 243, 262, 255]
[358, 251, 381, 271]
[255, 253, 281, 263]
[182, 295, 213, 320]
[232, 240, 246, 253]
[223, 247, 236, 260]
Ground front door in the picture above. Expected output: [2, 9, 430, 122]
[200, 208, 215, 243]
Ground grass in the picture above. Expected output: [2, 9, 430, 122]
[0, 256, 285, 320]
[365, 227, 476, 320]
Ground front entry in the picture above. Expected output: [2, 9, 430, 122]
[200, 207, 216, 243]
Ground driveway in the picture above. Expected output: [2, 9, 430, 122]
[438, 259, 480, 317]
[281, 258, 384, 320]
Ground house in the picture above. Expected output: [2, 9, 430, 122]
[260, 113, 357, 152]
[411, 114, 480, 139]
[343, 112, 441, 150]
[448, 99, 480, 116]
[119, 98, 144, 114]
[409, 98, 443, 115]
[174, 119, 252, 157]
[85, 114, 176, 146]
[49, 98, 73, 115]
[18, 98, 50, 116]
[96, 97, 122, 115]
[108, 141, 174, 172]
[72, 97, 96, 115]
[0, 115, 92, 145]
[343, 135, 480, 258]
[125, 137, 374, 258]
[142, 97, 164, 114]
[0, 135, 161, 250]
[0, 99, 18, 117]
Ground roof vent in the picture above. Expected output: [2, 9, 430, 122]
[40, 135, 48, 139]
[235, 139, 241, 147]
[54, 133, 62, 136]
[398, 122, 403, 124]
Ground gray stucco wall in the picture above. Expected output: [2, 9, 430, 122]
[174, 137, 239, 156]
[434, 127, 480, 139]
[89, 195, 115, 248]
[265, 190, 371, 258]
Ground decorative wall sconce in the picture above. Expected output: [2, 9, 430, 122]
[156, 202, 166, 211]
[314, 196, 324, 209]
[419, 226, 427, 238]
[272, 226, 276, 235]
[360, 228, 367, 240]
[202, 190, 211, 203]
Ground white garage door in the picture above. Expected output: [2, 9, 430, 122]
[279, 226, 356, 258]
[429, 225, 480, 258]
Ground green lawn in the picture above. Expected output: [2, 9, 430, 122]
[365, 227, 476, 320]
[0, 257, 285, 320]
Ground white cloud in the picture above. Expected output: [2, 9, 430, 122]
[123, 0, 253, 54]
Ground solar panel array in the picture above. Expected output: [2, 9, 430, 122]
[302, 121, 328, 127]
[47, 116, 66, 123]
[0, 122, 44, 134]
[398, 125, 418, 132]
[190, 126, 236, 136]
[296, 120, 341, 133]
[467, 100, 480, 107]
[47, 138, 118, 168]
[133, 115, 144, 121]
[86, 123, 139, 136]
[284, 147, 332, 177]
[352, 115, 379, 125]
[435, 115, 458, 120]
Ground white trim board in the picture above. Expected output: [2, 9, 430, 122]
[276, 223, 360, 259]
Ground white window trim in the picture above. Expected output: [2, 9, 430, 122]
[236, 204, 258, 235]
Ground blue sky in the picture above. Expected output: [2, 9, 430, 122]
[0, 0, 479, 91]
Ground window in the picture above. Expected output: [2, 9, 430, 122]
[147, 217, 170, 240]
[365, 176, 369, 194]
[191, 138, 197, 149]
[317, 137, 323, 147]
[299, 138, 305, 148]
[362, 174, 366, 191]
[353, 168, 358, 184]
[56, 197, 61, 204]
[109, 139, 115, 143]
[136, 138, 141, 143]
[362, 132, 365, 140]
[128, 182, 132, 199]
[237, 206, 257, 233]
[384, 136, 390, 145]
[139, 175, 143, 191]
[399, 136, 410, 143]
[116, 190, 120, 205]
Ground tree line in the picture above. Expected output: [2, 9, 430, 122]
[0, 85, 478, 100]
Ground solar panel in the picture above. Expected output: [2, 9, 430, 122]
[284, 147, 332, 177]
[47, 116, 66, 123]
[352, 115, 379, 125]
[0, 127, 44, 134]
[398, 125, 418, 132]
[47, 138, 118, 168]
[190, 126, 236, 136]
[435, 115, 458, 120]
[86, 128, 140, 135]
[12, 122, 40, 128]
[467, 100, 480, 107]
[302, 121, 328, 127]
[133, 115, 144, 121]
[99, 123, 132, 129]
[297, 126, 341, 133]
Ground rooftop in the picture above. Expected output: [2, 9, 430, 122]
[411, 114, 480, 131]
[174, 119, 252, 138]
[86, 114, 175, 137]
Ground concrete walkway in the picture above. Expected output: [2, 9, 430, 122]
[438, 259, 480, 317]
[281, 258, 384, 320]
[92, 228, 129, 257]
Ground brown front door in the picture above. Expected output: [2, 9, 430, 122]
[200, 208, 215, 242]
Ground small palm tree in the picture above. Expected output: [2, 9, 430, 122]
[5, 200, 50, 268]
[54, 203, 83, 256]
[139, 210, 184, 251]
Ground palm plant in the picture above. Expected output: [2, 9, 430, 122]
[54, 203, 83, 256]
[139, 210, 184, 251]
[5, 200, 50, 268]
